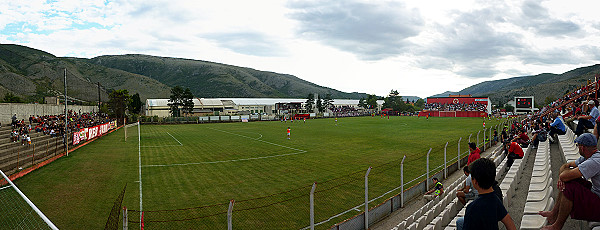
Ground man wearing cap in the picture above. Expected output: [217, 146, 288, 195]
[574, 100, 599, 136]
[539, 133, 600, 229]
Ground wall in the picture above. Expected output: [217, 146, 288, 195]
[0, 103, 97, 124]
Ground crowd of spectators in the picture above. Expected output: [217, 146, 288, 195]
[329, 105, 361, 117]
[8, 111, 112, 145]
[422, 102, 487, 112]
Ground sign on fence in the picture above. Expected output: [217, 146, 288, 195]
[73, 122, 116, 145]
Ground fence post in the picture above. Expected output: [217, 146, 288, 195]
[123, 206, 128, 230]
[444, 142, 448, 179]
[364, 166, 372, 230]
[401, 155, 406, 207]
[477, 131, 480, 148]
[458, 137, 462, 169]
[228, 199, 235, 230]
[482, 129, 486, 151]
[310, 182, 317, 230]
[426, 148, 432, 190]
[32, 143, 35, 166]
[468, 133, 472, 144]
[46, 140, 49, 157]
[17, 147, 20, 170]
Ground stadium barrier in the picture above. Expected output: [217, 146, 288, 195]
[120, 118, 518, 229]
[0, 120, 120, 183]
[418, 110, 488, 118]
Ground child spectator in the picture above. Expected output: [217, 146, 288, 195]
[458, 158, 516, 230]
[424, 177, 443, 201]
[457, 166, 478, 205]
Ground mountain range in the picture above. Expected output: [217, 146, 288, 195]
[0, 44, 367, 103]
[431, 65, 600, 106]
[1, 44, 598, 106]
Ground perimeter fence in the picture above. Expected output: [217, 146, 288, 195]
[120, 118, 518, 230]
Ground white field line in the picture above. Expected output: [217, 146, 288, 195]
[142, 127, 306, 167]
[166, 132, 183, 146]
[137, 122, 143, 226]
[141, 131, 184, 148]
[0, 185, 11, 191]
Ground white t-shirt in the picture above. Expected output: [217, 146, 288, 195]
[466, 174, 479, 195]
[576, 151, 600, 198]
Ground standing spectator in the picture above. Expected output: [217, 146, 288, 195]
[539, 133, 600, 229]
[458, 158, 516, 230]
[575, 100, 599, 136]
[457, 166, 479, 205]
[467, 142, 481, 166]
[424, 178, 444, 201]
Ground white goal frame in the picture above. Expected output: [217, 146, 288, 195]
[0, 170, 59, 230]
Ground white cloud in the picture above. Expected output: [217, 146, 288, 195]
[0, 0, 599, 98]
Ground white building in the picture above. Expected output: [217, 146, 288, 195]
[145, 98, 384, 117]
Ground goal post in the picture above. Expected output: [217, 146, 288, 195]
[0, 170, 59, 230]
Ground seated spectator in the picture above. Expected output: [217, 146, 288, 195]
[539, 133, 600, 229]
[505, 141, 524, 169]
[457, 166, 478, 205]
[514, 129, 530, 147]
[457, 158, 517, 230]
[531, 124, 548, 149]
[49, 129, 56, 137]
[575, 100, 598, 136]
[548, 112, 566, 141]
[467, 142, 480, 166]
[423, 177, 443, 201]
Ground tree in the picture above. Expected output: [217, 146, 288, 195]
[383, 90, 405, 111]
[366, 94, 378, 110]
[108, 90, 131, 123]
[182, 88, 195, 116]
[316, 94, 324, 113]
[323, 93, 334, 111]
[358, 97, 367, 109]
[168, 86, 194, 117]
[168, 86, 185, 117]
[305, 93, 315, 113]
[544, 96, 557, 106]
[504, 104, 515, 113]
[3, 93, 23, 103]
[414, 98, 425, 109]
[129, 93, 143, 114]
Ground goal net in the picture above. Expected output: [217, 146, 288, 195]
[0, 170, 58, 230]
[125, 121, 140, 141]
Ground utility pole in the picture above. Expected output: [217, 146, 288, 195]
[64, 68, 69, 157]
[97, 82, 101, 112]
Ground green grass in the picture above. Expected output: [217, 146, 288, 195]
[11, 116, 506, 229]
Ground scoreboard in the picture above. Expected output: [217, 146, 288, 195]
[515, 97, 533, 108]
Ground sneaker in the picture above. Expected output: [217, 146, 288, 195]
[548, 136, 555, 143]
[532, 145, 537, 149]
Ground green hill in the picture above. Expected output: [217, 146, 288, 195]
[0, 44, 171, 103]
[88, 54, 366, 99]
[431, 64, 600, 106]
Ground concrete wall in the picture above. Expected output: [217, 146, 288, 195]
[0, 103, 97, 124]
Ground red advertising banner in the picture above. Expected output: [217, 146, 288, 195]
[426, 97, 488, 105]
[72, 122, 116, 145]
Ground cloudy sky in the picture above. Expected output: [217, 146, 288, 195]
[1, 0, 599, 98]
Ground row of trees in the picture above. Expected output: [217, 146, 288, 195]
[104, 86, 193, 122]
[305, 93, 333, 113]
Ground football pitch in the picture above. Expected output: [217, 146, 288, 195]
[13, 116, 505, 229]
